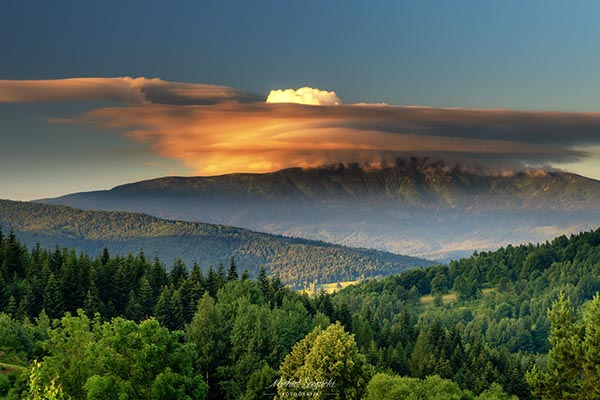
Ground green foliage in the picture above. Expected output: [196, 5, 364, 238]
[185, 278, 322, 399]
[277, 322, 372, 400]
[4, 225, 600, 398]
[364, 373, 470, 400]
[25, 360, 68, 400]
[35, 311, 207, 400]
[527, 293, 600, 399]
[364, 373, 517, 400]
[0, 200, 431, 285]
[0, 313, 36, 364]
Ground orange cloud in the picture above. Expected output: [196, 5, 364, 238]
[0, 77, 258, 104]
[5, 77, 600, 175]
[62, 101, 589, 175]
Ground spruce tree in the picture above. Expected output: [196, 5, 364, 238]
[227, 257, 238, 281]
[137, 276, 155, 319]
[170, 259, 188, 289]
[124, 289, 143, 322]
[83, 278, 104, 318]
[206, 266, 220, 298]
[100, 247, 110, 266]
[154, 286, 174, 329]
[44, 273, 64, 319]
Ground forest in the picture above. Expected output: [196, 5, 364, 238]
[2, 226, 600, 399]
[0, 199, 431, 286]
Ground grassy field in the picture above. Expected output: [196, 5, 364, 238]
[301, 279, 363, 295]
[420, 292, 458, 304]
[420, 288, 495, 305]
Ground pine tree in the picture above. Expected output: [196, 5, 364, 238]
[137, 276, 155, 319]
[148, 257, 168, 298]
[0, 274, 9, 310]
[83, 278, 104, 318]
[257, 266, 269, 294]
[100, 247, 110, 266]
[216, 262, 226, 285]
[124, 290, 143, 321]
[227, 257, 238, 281]
[189, 263, 205, 308]
[170, 259, 188, 289]
[206, 267, 220, 298]
[60, 254, 83, 313]
[44, 273, 64, 319]
[270, 274, 283, 306]
[6, 295, 16, 316]
[50, 247, 63, 273]
[154, 286, 174, 329]
[527, 293, 600, 399]
[170, 290, 185, 330]
[5, 231, 24, 278]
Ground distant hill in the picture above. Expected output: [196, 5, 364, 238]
[40, 158, 600, 259]
[0, 199, 432, 286]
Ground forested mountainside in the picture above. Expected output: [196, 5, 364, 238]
[45, 159, 600, 210]
[2, 226, 600, 398]
[41, 158, 600, 259]
[0, 200, 431, 286]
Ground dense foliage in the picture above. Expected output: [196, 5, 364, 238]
[0, 200, 432, 285]
[2, 227, 600, 398]
[331, 228, 600, 399]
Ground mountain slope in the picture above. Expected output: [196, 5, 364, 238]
[0, 199, 433, 285]
[40, 158, 600, 259]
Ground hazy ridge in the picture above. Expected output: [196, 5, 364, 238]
[0, 199, 433, 286]
[40, 158, 600, 259]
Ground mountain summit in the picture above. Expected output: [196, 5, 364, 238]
[40, 158, 600, 259]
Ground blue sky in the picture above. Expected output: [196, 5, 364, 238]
[2, 0, 600, 199]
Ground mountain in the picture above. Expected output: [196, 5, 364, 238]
[0, 199, 432, 286]
[39, 158, 600, 259]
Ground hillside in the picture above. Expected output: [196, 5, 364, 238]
[41, 158, 600, 259]
[0, 199, 432, 285]
[2, 213, 600, 398]
[328, 227, 600, 399]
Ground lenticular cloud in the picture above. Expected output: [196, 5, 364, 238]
[266, 87, 342, 105]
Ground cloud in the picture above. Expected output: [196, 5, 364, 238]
[0, 77, 260, 105]
[5, 77, 600, 176]
[59, 101, 598, 175]
[266, 87, 342, 105]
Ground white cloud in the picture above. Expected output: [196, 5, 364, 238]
[266, 87, 342, 105]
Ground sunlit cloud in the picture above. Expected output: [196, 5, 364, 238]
[59, 102, 592, 175]
[0, 77, 260, 105]
[4, 77, 600, 176]
[266, 87, 342, 105]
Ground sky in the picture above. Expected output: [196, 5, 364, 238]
[2, 0, 600, 200]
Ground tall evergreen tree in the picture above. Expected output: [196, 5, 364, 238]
[137, 276, 155, 319]
[170, 258, 188, 289]
[154, 286, 174, 329]
[83, 278, 104, 318]
[43, 273, 64, 319]
[227, 257, 238, 281]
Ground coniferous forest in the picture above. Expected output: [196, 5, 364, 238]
[2, 227, 600, 399]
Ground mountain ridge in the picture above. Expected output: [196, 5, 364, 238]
[38, 158, 600, 259]
[0, 199, 433, 286]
